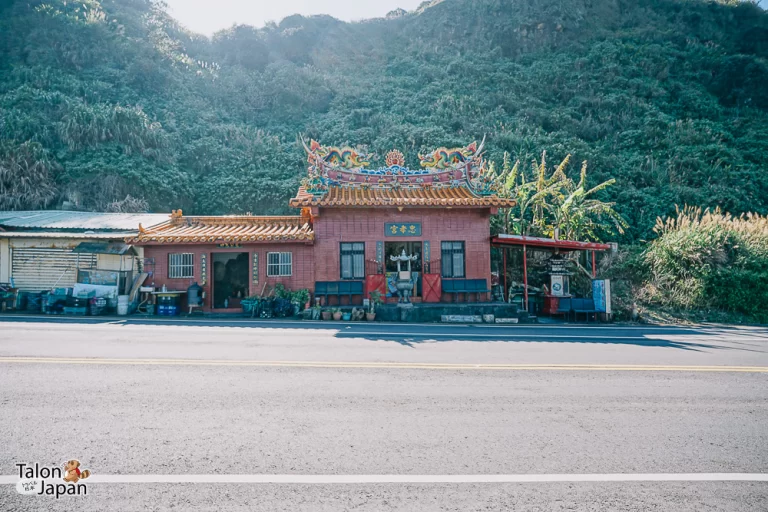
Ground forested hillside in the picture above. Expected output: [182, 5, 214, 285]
[1, 0, 766, 241]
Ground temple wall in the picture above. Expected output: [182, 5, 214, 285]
[312, 207, 492, 301]
[139, 207, 493, 309]
[143, 242, 315, 311]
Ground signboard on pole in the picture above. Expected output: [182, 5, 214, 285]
[592, 279, 611, 314]
[551, 275, 565, 297]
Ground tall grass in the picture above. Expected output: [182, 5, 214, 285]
[643, 206, 768, 322]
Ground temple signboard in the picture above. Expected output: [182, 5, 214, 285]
[385, 223, 421, 237]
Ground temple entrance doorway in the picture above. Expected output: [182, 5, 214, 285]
[384, 242, 422, 298]
[212, 252, 249, 309]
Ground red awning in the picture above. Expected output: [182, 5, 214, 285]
[491, 234, 611, 251]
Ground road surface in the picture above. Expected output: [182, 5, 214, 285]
[1, 317, 767, 511]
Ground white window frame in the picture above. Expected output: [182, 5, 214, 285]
[168, 253, 194, 279]
[340, 242, 365, 280]
[267, 252, 292, 277]
[441, 241, 466, 278]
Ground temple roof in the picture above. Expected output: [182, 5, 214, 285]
[290, 186, 517, 208]
[293, 137, 515, 209]
[127, 212, 313, 244]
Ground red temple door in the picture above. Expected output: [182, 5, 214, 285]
[364, 243, 386, 300]
[422, 273, 441, 303]
[365, 274, 386, 299]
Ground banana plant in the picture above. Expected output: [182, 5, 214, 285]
[545, 160, 627, 240]
[497, 151, 561, 236]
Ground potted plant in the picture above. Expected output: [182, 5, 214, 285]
[341, 310, 352, 321]
[321, 309, 332, 320]
[241, 296, 258, 315]
[332, 308, 343, 321]
[367, 290, 383, 321]
[291, 288, 310, 316]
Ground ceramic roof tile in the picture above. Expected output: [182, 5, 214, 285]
[127, 215, 313, 244]
[289, 187, 516, 208]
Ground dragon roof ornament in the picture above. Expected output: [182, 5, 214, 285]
[299, 135, 499, 198]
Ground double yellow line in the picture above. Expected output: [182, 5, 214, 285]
[1, 357, 767, 372]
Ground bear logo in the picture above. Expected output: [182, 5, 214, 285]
[63, 460, 91, 483]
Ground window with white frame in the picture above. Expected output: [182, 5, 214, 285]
[267, 252, 292, 277]
[340, 242, 365, 279]
[168, 253, 194, 279]
[441, 241, 466, 278]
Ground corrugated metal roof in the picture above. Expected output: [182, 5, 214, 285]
[492, 234, 612, 251]
[0, 211, 169, 231]
[72, 242, 138, 255]
[0, 231, 136, 239]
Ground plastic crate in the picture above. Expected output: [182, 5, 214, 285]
[26, 293, 43, 312]
[66, 296, 90, 308]
[157, 304, 179, 316]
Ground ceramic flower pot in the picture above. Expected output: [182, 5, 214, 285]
[366, 312, 376, 321]
[332, 312, 342, 321]
[342, 313, 352, 321]
[321, 311, 332, 320]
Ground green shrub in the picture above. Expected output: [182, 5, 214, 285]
[641, 206, 768, 322]
[707, 268, 768, 323]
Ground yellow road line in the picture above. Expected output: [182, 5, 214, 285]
[0, 357, 767, 372]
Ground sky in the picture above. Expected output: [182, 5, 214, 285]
[163, 0, 428, 36]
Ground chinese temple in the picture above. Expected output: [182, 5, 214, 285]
[130, 138, 516, 312]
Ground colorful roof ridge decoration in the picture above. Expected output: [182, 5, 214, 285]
[292, 136, 515, 208]
[127, 212, 313, 244]
[290, 186, 516, 208]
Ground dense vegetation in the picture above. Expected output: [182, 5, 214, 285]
[604, 206, 768, 322]
[1, 0, 766, 242]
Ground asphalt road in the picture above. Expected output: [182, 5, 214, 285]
[1, 317, 767, 511]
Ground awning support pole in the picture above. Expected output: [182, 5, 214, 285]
[591, 250, 596, 278]
[523, 244, 528, 312]
[502, 247, 507, 301]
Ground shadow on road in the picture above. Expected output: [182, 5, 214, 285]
[1, 315, 766, 352]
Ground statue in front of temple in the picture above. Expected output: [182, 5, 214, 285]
[389, 249, 418, 305]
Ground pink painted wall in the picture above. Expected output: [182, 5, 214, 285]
[143, 243, 314, 311]
[140, 208, 493, 309]
[312, 207, 492, 301]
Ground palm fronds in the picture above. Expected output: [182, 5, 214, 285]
[496, 150, 626, 241]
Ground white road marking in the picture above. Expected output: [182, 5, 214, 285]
[2, 357, 767, 371]
[1, 473, 767, 484]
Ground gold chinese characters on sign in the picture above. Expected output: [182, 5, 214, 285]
[384, 223, 421, 237]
